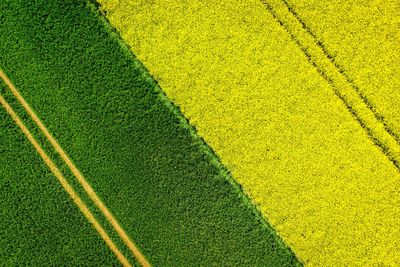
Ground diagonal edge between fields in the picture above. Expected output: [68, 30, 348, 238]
[89, 0, 303, 265]
[280, 0, 400, 145]
[0, 69, 151, 267]
[260, 0, 400, 172]
[0, 93, 132, 267]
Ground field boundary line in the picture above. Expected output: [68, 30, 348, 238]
[0, 94, 131, 267]
[0, 69, 151, 267]
[260, 0, 400, 171]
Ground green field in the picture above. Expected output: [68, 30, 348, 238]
[2, 0, 399, 265]
[0, 80, 121, 265]
[0, 0, 299, 265]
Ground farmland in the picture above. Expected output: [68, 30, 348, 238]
[98, 0, 400, 266]
[0, 81, 120, 265]
[0, 0, 299, 266]
[285, 0, 400, 142]
[1, 0, 400, 265]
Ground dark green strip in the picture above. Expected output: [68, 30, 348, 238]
[0, 0, 300, 266]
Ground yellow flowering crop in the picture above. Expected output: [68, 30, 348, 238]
[98, 0, 400, 265]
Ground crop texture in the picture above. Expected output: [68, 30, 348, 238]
[98, 0, 400, 266]
[285, 0, 400, 146]
[0, 0, 299, 266]
[0, 83, 121, 266]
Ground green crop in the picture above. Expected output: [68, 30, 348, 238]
[0, 0, 299, 266]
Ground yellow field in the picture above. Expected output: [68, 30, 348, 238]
[286, 0, 400, 141]
[98, 0, 400, 265]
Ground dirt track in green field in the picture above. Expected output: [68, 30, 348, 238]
[0, 0, 300, 265]
[0, 81, 121, 266]
[1, 69, 149, 266]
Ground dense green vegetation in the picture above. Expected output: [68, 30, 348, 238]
[0, 82, 121, 265]
[0, 0, 299, 265]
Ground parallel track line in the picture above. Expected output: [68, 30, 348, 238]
[0, 69, 150, 267]
[0, 94, 132, 267]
